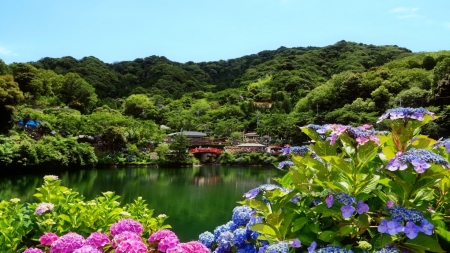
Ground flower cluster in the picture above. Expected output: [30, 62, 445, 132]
[282, 145, 310, 156]
[308, 244, 354, 253]
[23, 249, 43, 253]
[326, 193, 369, 218]
[199, 205, 300, 253]
[374, 245, 402, 253]
[148, 229, 179, 252]
[243, 184, 291, 199]
[168, 241, 210, 253]
[277, 161, 294, 169]
[377, 107, 435, 123]
[432, 138, 450, 153]
[386, 148, 450, 173]
[85, 232, 110, 248]
[39, 232, 58, 245]
[110, 218, 143, 236]
[305, 124, 386, 146]
[50, 232, 85, 253]
[35, 202, 55, 215]
[378, 205, 434, 239]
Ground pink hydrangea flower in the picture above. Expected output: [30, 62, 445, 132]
[24, 248, 44, 253]
[115, 239, 148, 253]
[112, 231, 142, 248]
[168, 241, 210, 253]
[73, 245, 102, 253]
[148, 229, 177, 243]
[35, 202, 55, 215]
[85, 232, 110, 247]
[148, 229, 179, 252]
[157, 235, 179, 252]
[40, 232, 59, 245]
[50, 232, 85, 253]
[110, 219, 143, 236]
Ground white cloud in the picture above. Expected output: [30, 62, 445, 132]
[0, 46, 14, 56]
[390, 7, 408, 13]
[390, 7, 420, 19]
[398, 14, 418, 19]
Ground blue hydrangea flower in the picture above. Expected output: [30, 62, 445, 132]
[378, 220, 404, 235]
[377, 107, 435, 123]
[374, 244, 402, 253]
[390, 206, 424, 223]
[289, 146, 310, 156]
[217, 231, 234, 252]
[237, 244, 257, 253]
[265, 241, 289, 253]
[432, 138, 450, 153]
[404, 221, 420, 239]
[246, 215, 263, 240]
[315, 245, 353, 253]
[387, 148, 450, 172]
[233, 228, 248, 247]
[357, 201, 369, 214]
[307, 241, 317, 253]
[289, 238, 301, 248]
[335, 193, 356, 205]
[325, 194, 334, 208]
[341, 205, 355, 218]
[232, 206, 253, 226]
[278, 161, 294, 169]
[420, 219, 434, 235]
[199, 231, 215, 248]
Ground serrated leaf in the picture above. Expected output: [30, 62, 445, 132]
[404, 234, 445, 253]
[291, 217, 309, 232]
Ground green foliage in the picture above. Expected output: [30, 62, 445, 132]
[0, 176, 169, 251]
[238, 110, 450, 252]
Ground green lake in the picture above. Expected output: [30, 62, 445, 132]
[0, 165, 284, 241]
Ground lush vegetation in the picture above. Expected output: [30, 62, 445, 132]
[1, 41, 450, 170]
[3, 108, 450, 252]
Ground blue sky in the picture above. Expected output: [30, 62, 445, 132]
[0, 0, 449, 64]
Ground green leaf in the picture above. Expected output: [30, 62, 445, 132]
[291, 217, 309, 233]
[339, 225, 354, 236]
[404, 234, 445, 253]
[239, 199, 269, 213]
[251, 223, 279, 238]
[355, 175, 380, 195]
[318, 230, 336, 242]
[371, 233, 393, 250]
[411, 136, 436, 149]
[58, 214, 72, 223]
[311, 141, 337, 157]
[300, 127, 322, 142]
[436, 227, 450, 242]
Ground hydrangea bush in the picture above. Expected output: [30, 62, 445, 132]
[230, 107, 450, 252]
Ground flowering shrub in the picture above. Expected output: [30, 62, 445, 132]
[231, 107, 450, 252]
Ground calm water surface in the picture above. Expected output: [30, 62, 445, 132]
[0, 166, 283, 241]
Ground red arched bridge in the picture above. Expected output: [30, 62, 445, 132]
[189, 147, 222, 163]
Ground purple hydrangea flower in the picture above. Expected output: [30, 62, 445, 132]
[411, 159, 431, 173]
[40, 232, 58, 245]
[73, 245, 102, 253]
[357, 201, 369, 214]
[243, 188, 260, 199]
[386, 200, 394, 210]
[35, 202, 55, 215]
[325, 194, 334, 208]
[24, 249, 44, 253]
[377, 107, 434, 123]
[168, 241, 210, 253]
[404, 221, 420, 239]
[85, 232, 110, 247]
[148, 229, 177, 243]
[115, 239, 148, 253]
[110, 219, 143, 236]
[378, 220, 404, 235]
[112, 231, 142, 248]
[307, 241, 317, 253]
[386, 158, 407, 171]
[289, 238, 301, 248]
[50, 232, 85, 253]
[341, 205, 355, 218]
[420, 219, 434, 235]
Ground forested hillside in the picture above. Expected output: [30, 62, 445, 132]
[1, 40, 450, 168]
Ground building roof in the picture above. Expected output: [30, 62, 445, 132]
[244, 132, 259, 137]
[166, 131, 207, 137]
[238, 143, 265, 147]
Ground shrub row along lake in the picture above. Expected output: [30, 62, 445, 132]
[0, 165, 283, 242]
